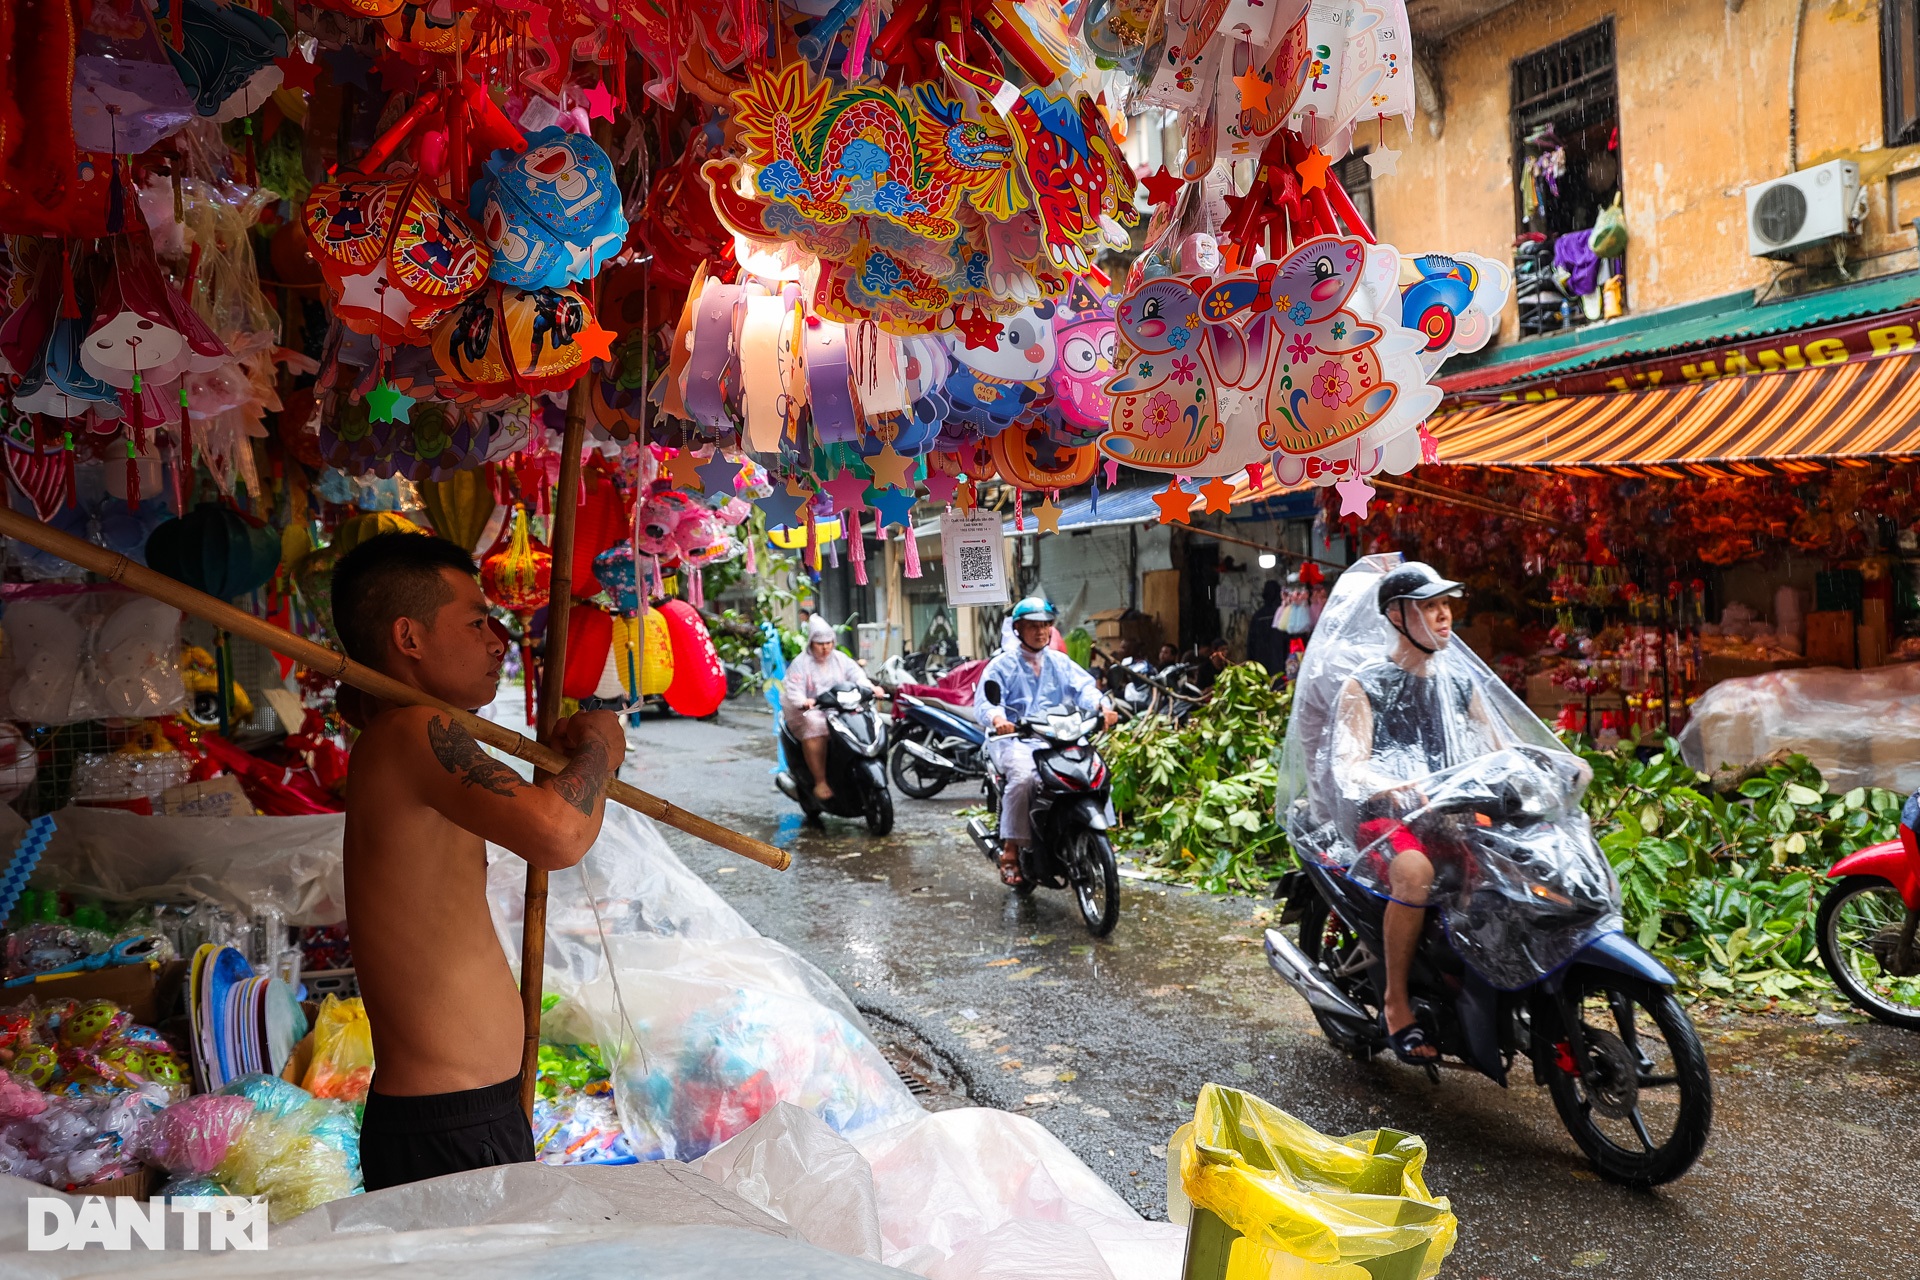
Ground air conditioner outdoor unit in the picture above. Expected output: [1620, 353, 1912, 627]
[1746, 160, 1864, 258]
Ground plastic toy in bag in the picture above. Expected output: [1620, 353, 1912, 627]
[1175, 1084, 1456, 1280]
[301, 995, 374, 1103]
[148, 1093, 254, 1176]
[0, 1089, 160, 1190]
[213, 1080, 357, 1222]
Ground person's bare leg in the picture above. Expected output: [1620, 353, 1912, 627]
[802, 734, 832, 799]
[999, 839, 1025, 884]
[1383, 850, 1435, 1057]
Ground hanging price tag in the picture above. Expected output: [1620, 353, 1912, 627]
[940, 510, 1009, 606]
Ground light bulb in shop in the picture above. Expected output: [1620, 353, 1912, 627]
[1258, 553, 1277, 569]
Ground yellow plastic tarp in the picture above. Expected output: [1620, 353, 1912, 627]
[1179, 1084, 1457, 1280]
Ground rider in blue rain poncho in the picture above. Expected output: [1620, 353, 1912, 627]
[976, 598, 1115, 888]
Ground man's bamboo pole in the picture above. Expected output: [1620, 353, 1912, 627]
[0, 503, 790, 874]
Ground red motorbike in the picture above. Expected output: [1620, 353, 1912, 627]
[1818, 789, 1920, 1028]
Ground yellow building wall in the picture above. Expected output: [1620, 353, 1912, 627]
[1371, 0, 1902, 340]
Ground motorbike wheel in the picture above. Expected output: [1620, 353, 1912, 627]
[1294, 891, 1379, 1060]
[1545, 970, 1712, 1189]
[1069, 830, 1121, 937]
[888, 731, 950, 800]
[864, 784, 895, 837]
[1816, 876, 1920, 1029]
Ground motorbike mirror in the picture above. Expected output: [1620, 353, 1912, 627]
[983, 679, 1002, 704]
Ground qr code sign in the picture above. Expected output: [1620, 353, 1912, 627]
[959, 544, 996, 585]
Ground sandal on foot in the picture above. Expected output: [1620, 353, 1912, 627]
[997, 856, 1027, 888]
[1386, 1022, 1437, 1065]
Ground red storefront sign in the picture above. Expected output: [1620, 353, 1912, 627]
[1444, 303, 1920, 406]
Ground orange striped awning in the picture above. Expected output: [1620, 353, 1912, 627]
[1430, 350, 1920, 476]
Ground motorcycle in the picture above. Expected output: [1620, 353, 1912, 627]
[775, 682, 894, 835]
[1817, 787, 1920, 1028]
[889, 692, 989, 799]
[1269, 747, 1713, 1188]
[965, 680, 1122, 936]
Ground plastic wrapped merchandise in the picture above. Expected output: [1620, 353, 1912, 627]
[302, 994, 374, 1102]
[1275, 556, 1621, 989]
[1176, 1084, 1456, 1279]
[0, 1090, 160, 1189]
[215, 1073, 358, 1220]
[0, 588, 186, 725]
[1679, 662, 1920, 797]
[149, 1093, 256, 1177]
[692, 1102, 884, 1263]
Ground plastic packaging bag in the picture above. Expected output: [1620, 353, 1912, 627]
[301, 994, 374, 1102]
[215, 1072, 358, 1220]
[1176, 1085, 1456, 1280]
[0, 587, 185, 725]
[148, 1093, 255, 1176]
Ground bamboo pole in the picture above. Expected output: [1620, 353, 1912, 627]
[0, 504, 790, 875]
[519, 396, 586, 1118]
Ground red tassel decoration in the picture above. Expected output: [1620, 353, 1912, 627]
[63, 433, 77, 509]
[849, 511, 868, 585]
[903, 523, 922, 578]
[125, 441, 140, 514]
[1014, 488, 1025, 532]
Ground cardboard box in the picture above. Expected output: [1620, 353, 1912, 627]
[1806, 611, 1856, 667]
[11, 961, 189, 1026]
[1086, 608, 1160, 654]
[72, 1166, 162, 1200]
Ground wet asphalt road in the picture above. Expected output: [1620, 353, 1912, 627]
[635, 704, 1920, 1279]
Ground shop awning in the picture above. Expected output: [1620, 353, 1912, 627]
[1429, 349, 1920, 475]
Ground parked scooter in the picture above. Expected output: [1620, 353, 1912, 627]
[1817, 788, 1920, 1028]
[775, 682, 894, 835]
[889, 693, 989, 799]
[966, 680, 1121, 936]
[1270, 748, 1713, 1188]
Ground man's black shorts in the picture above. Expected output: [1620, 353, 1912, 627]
[359, 1075, 536, 1192]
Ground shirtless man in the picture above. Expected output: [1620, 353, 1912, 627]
[331, 532, 625, 1191]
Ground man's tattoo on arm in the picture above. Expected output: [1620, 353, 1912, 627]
[549, 737, 610, 817]
[426, 717, 523, 797]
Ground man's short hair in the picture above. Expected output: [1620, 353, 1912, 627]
[331, 531, 479, 668]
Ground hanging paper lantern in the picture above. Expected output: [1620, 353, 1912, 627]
[989, 424, 1098, 490]
[593, 544, 641, 615]
[416, 469, 498, 552]
[767, 518, 841, 550]
[145, 503, 281, 600]
[430, 284, 595, 398]
[612, 610, 675, 697]
[158, 0, 288, 121]
[561, 605, 616, 701]
[571, 466, 633, 595]
[636, 490, 695, 558]
[482, 505, 552, 724]
[303, 175, 492, 345]
[657, 599, 726, 718]
[470, 127, 627, 291]
[333, 511, 424, 557]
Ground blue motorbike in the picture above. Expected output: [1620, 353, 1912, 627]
[887, 692, 989, 800]
[1267, 748, 1712, 1188]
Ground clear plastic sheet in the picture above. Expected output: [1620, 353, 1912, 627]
[1276, 556, 1621, 989]
[1679, 661, 1920, 796]
[1177, 1084, 1456, 1279]
[0, 588, 185, 725]
[9, 806, 348, 926]
[692, 1101, 885, 1262]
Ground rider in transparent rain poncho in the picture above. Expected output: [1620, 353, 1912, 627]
[1276, 556, 1621, 1057]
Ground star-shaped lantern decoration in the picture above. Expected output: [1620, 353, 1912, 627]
[869, 485, 918, 530]
[574, 319, 616, 363]
[1244, 461, 1267, 492]
[276, 52, 321, 95]
[666, 449, 704, 491]
[952, 307, 1004, 351]
[1141, 165, 1184, 208]
[581, 80, 617, 121]
[1033, 495, 1064, 533]
[1296, 146, 1333, 193]
[755, 477, 810, 528]
[864, 443, 917, 490]
[821, 467, 871, 517]
[366, 378, 414, 425]
[1363, 147, 1401, 178]
[1197, 475, 1237, 515]
[320, 45, 374, 91]
[1233, 66, 1273, 113]
[1334, 470, 1376, 519]
[1153, 480, 1196, 525]
[923, 470, 961, 505]
[695, 451, 743, 497]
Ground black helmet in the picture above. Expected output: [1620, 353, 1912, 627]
[1376, 562, 1464, 615]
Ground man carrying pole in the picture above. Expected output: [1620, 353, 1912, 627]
[330, 531, 626, 1191]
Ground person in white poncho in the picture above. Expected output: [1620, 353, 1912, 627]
[783, 615, 872, 800]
